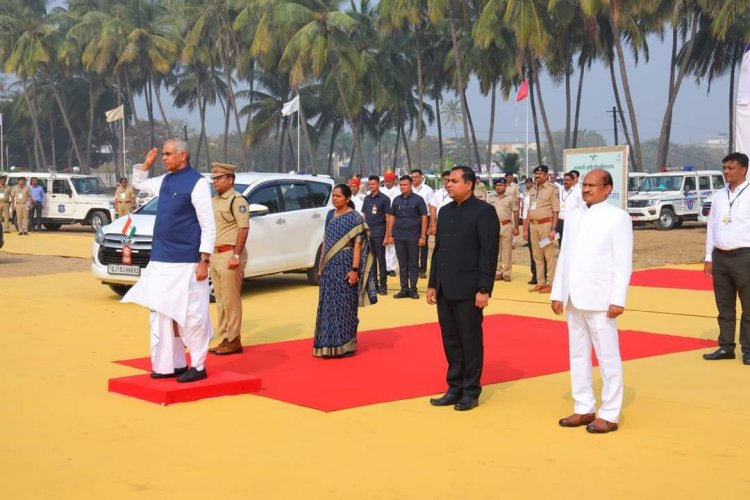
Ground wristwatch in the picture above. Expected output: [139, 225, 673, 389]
[351, 267, 360, 272]
[232, 254, 241, 259]
[200, 257, 210, 264]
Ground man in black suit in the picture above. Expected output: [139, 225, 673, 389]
[427, 166, 500, 411]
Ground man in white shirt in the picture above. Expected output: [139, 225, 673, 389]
[411, 169, 434, 278]
[123, 139, 216, 382]
[551, 169, 633, 434]
[557, 172, 584, 245]
[702, 152, 750, 365]
[348, 177, 366, 213]
[428, 171, 452, 234]
[382, 171, 400, 276]
[520, 178, 538, 285]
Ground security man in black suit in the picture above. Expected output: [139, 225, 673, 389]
[427, 166, 500, 411]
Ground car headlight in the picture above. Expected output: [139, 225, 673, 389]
[648, 199, 659, 206]
[95, 226, 105, 244]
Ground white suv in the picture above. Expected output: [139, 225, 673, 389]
[627, 170, 724, 229]
[91, 172, 333, 296]
[5, 171, 115, 230]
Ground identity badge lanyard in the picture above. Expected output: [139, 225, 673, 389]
[725, 184, 749, 224]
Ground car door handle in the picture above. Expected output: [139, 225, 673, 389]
[275, 218, 285, 225]
[312, 213, 321, 219]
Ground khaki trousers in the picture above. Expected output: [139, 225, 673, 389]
[14, 204, 29, 233]
[530, 221, 556, 286]
[497, 223, 513, 278]
[0, 203, 9, 232]
[117, 203, 133, 218]
[210, 249, 247, 342]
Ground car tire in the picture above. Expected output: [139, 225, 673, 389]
[108, 284, 131, 297]
[43, 223, 62, 231]
[90, 210, 110, 231]
[306, 245, 322, 286]
[655, 208, 676, 230]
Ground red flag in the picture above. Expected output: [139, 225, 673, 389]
[515, 80, 529, 102]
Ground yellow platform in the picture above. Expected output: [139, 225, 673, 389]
[1, 236, 749, 499]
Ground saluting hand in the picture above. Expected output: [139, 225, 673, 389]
[142, 148, 158, 170]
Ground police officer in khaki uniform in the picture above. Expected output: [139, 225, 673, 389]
[10, 177, 32, 235]
[504, 171, 520, 205]
[487, 178, 519, 282]
[114, 177, 136, 218]
[208, 163, 250, 355]
[0, 176, 11, 233]
[522, 165, 559, 293]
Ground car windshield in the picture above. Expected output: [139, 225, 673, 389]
[640, 176, 683, 192]
[72, 177, 107, 195]
[628, 176, 644, 192]
[135, 184, 249, 216]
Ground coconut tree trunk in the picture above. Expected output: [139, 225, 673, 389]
[50, 85, 87, 173]
[657, 17, 698, 169]
[608, 60, 636, 169]
[22, 78, 46, 170]
[151, 74, 173, 139]
[401, 124, 412, 168]
[485, 81, 497, 172]
[612, 25, 642, 169]
[49, 113, 56, 171]
[333, 73, 366, 172]
[448, 19, 473, 166]
[564, 70, 571, 149]
[729, 42, 740, 154]
[572, 58, 586, 148]
[435, 97, 444, 163]
[534, 73, 558, 171]
[463, 89, 483, 171]
[415, 25, 424, 170]
[145, 78, 156, 148]
[392, 123, 401, 171]
[123, 71, 146, 159]
[87, 77, 95, 173]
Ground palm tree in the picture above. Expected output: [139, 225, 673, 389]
[441, 99, 462, 138]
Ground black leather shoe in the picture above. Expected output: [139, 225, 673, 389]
[430, 393, 461, 406]
[150, 366, 189, 379]
[703, 348, 736, 360]
[378, 286, 388, 295]
[387, 271, 397, 277]
[393, 289, 409, 298]
[454, 397, 479, 411]
[409, 290, 420, 299]
[177, 367, 207, 383]
[527, 278, 537, 285]
[743, 352, 750, 365]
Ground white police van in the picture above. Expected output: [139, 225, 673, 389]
[627, 169, 724, 229]
[4, 171, 115, 230]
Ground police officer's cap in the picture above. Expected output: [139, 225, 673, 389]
[211, 162, 238, 177]
[533, 165, 549, 173]
[493, 178, 506, 185]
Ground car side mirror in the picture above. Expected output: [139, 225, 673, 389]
[248, 203, 270, 217]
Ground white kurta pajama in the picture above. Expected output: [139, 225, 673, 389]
[122, 166, 216, 375]
[551, 201, 633, 423]
[383, 185, 401, 272]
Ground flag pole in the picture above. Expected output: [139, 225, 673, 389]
[525, 95, 529, 179]
[0, 113, 4, 172]
[121, 114, 126, 176]
[297, 95, 301, 172]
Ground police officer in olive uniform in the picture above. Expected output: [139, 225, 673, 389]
[487, 178, 519, 282]
[114, 177, 136, 218]
[10, 177, 32, 235]
[208, 163, 250, 356]
[522, 165, 559, 293]
[0, 176, 11, 233]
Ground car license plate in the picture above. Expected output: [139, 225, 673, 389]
[108, 264, 141, 276]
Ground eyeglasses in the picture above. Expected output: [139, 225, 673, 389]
[212, 175, 228, 182]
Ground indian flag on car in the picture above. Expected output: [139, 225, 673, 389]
[121, 215, 136, 238]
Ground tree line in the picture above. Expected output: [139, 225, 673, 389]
[0, 0, 746, 178]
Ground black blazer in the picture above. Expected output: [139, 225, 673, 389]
[428, 195, 500, 300]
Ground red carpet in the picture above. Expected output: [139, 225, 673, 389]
[115, 314, 715, 411]
[109, 369, 262, 405]
[630, 269, 712, 291]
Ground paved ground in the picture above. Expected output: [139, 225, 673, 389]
[1, 226, 748, 499]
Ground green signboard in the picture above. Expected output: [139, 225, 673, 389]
[562, 145, 629, 210]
